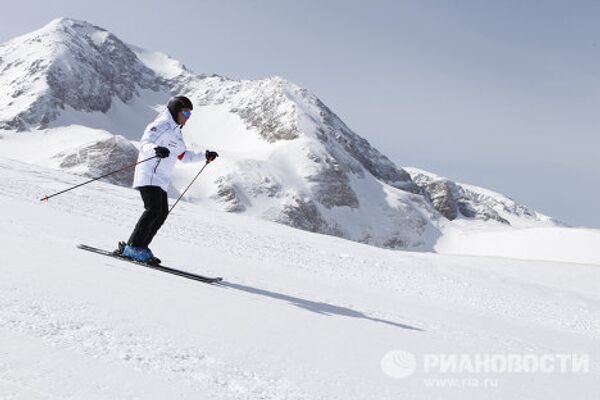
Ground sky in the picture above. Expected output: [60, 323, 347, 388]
[1, 0, 599, 227]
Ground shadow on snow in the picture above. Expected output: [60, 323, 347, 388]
[220, 282, 424, 332]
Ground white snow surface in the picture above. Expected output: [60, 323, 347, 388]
[436, 223, 600, 265]
[1, 157, 599, 399]
[0, 126, 113, 167]
[129, 44, 191, 80]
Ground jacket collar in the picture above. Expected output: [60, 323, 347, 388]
[164, 110, 181, 129]
[162, 108, 181, 129]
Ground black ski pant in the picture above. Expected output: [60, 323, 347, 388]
[128, 185, 168, 248]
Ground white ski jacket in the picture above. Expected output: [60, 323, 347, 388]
[132, 109, 205, 191]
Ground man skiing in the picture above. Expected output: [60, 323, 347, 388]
[118, 96, 218, 263]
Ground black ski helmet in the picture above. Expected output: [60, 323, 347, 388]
[167, 96, 193, 123]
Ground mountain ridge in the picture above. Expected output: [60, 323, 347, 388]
[0, 17, 561, 250]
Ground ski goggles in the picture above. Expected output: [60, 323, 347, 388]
[182, 110, 192, 118]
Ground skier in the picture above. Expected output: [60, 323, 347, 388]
[118, 96, 219, 262]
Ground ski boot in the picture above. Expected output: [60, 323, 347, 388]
[120, 243, 153, 263]
[144, 247, 161, 265]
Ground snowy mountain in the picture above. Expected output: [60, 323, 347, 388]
[0, 18, 167, 132]
[173, 75, 445, 249]
[0, 17, 561, 250]
[405, 167, 563, 227]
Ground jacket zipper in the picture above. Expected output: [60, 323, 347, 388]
[150, 159, 161, 185]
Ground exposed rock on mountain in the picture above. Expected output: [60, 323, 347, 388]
[54, 135, 138, 186]
[406, 167, 561, 226]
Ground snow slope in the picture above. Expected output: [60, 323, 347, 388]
[0, 126, 138, 187]
[435, 224, 600, 265]
[1, 157, 599, 399]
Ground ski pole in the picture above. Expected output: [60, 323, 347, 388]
[168, 160, 210, 215]
[40, 155, 158, 202]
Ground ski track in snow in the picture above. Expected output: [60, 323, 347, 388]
[1, 158, 599, 399]
[0, 293, 305, 400]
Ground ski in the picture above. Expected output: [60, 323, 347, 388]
[77, 244, 223, 284]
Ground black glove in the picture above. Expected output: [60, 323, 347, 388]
[205, 150, 219, 162]
[155, 146, 170, 158]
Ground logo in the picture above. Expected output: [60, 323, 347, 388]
[380, 350, 417, 378]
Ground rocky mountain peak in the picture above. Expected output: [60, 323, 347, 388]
[0, 17, 164, 131]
